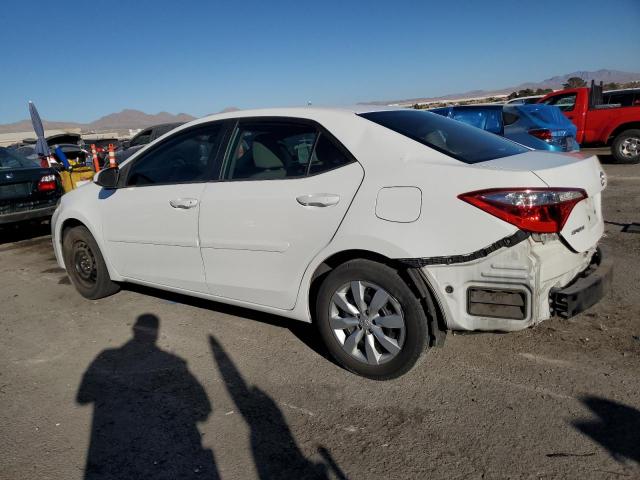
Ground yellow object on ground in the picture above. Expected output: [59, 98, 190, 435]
[59, 167, 95, 193]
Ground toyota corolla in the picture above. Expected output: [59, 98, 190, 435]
[51, 108, 611, 379]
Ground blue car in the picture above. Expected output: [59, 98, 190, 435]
[430, 104, 579, 152]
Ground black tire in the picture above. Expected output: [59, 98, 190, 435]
[611, 129, 640, 164]
[62, 225, 120, 299]
[316, 259, 430, 380]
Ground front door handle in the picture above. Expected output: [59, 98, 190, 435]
[169, 198, 199, 209]
[296, 194, 340, 207]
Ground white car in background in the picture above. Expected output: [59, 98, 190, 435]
[51, 107, 611, 379]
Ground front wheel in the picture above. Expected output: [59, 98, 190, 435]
[62, 225, 120, 299]
[611, 129, 640, 164]
[316, 259, 430, 380]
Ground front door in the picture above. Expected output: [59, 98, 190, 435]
[198, 119, 364, 309]
[101, 123, 225, 292]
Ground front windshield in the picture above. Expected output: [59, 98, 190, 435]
[0, 147, 41, 169]
[360, 110, 528, 164]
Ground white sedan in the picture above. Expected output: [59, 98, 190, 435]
[51, 107, 611, 379]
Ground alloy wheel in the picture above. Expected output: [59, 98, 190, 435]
[620, 137, 640, 159]
[329, 281, 406, 365]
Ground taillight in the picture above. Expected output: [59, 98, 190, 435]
[458, 188, 587, 233]
[528, 128, 553, 142]
[37, 174, 57, 192]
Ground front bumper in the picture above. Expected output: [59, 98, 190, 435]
[550, 247, 612, 318]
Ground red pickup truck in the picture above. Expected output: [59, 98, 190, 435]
[539, 85, 640, 163]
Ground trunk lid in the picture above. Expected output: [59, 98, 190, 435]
[479, 151, 605, 252]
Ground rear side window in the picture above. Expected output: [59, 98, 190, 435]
[224, 123, 317, 180]
[604, 92, 636, 107]
[542, 93, 577, 112]
[308, 134, 352, 175]
[360, 110, 528, 164]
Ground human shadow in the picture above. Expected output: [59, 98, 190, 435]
[572, 395, 640, 465]
[208, 335, 347, 480]
[77, 314, 218, 479]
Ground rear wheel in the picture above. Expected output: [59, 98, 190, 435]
[611, 129, 640, 164]
[316, 259, 430, 380]
[62, 225, 119, 299]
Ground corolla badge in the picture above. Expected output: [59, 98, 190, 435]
[600, 170, 606, 187]
[4, 173, 13, 180]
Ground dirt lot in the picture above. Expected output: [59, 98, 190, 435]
[1, 155, 639, 480]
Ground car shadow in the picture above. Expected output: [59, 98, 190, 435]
[120, 283, 336, 368]
[0, 220, 50, 245]
[572, 395, 640, 465]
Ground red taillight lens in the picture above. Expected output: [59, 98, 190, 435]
[458, 188, 587, 233]
[528, 128, 553, 141]
[37, 174, 57, 192]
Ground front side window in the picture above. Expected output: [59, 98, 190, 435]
[360, 110, 528, 164]
[542, 93, 577, 112]
[126, 125, 223, 186]
[224, 123, 317, 180]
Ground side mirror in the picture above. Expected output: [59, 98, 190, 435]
[95, 167, 119, 189]
[121, 140, 130, 149]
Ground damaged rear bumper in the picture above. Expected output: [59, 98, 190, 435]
[550, 247, 613, 319]
[414, 233, 611, 332]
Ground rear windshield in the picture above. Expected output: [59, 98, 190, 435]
[359, 110, 528, 164]
[511, 104, 573, 128]
[0, 148, 41, 169]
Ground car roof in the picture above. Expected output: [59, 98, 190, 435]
[194, 105, 401, 124]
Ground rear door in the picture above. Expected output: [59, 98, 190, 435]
[101, 122, 225, 291]
[198, 118, 364, 310]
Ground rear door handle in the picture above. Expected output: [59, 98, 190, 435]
[169, 198, 199, 209]
[296, 194, 340, 207]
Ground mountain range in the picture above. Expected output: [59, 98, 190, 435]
[2, 69, 638, 134]
[367, 69, 640, 105]
[0, 110, 196, 134]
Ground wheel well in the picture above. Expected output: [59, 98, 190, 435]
[308, 249, 447, 346]
[608, 122, 640, 145]
[60, 218, 86, 244]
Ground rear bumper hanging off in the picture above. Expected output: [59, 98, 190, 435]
[550, 247, 613, 319]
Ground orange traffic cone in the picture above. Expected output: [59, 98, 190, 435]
[91, 144, 101, 172]
[108, 144, 117, 168]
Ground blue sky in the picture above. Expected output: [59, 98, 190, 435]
[1, 0, 639, 123]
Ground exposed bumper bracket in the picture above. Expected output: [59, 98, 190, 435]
[550, 247, 613, 319]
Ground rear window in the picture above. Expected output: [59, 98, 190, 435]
[0, 148, 40, 169]
[359, 110, 528, 164]
[511, 104, 574, 128]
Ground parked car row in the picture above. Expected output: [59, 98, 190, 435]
[430, 104, 579, 152]
[539, 85, 640, 163]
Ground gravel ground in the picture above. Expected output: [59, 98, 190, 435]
[1, 155, 639, 480]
